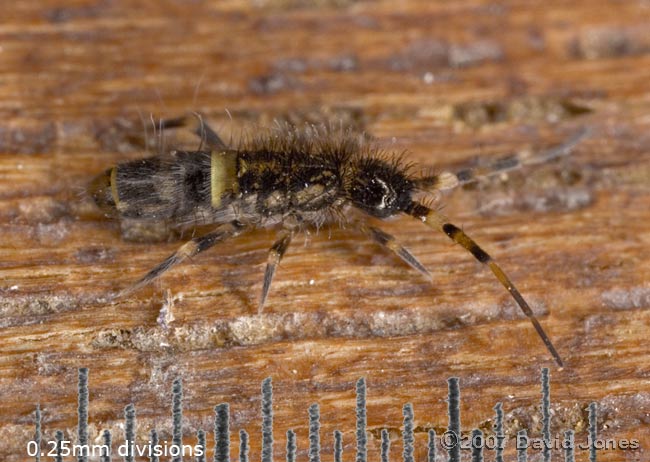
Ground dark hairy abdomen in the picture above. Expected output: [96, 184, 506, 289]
[115, 151, 212, 220]
[237, 150, 345, 218]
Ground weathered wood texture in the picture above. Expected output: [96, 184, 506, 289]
[1, 0, 650, 461]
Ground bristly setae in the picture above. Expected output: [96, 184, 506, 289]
[91, 114, 588, 366]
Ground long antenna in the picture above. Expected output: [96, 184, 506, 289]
[406, 201, 564, 367]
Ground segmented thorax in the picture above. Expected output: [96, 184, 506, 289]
[235, 150, 344, 221]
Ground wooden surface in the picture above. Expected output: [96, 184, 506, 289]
[1, 1, 650, 461]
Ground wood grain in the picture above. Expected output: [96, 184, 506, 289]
[1, 1, 650, 461]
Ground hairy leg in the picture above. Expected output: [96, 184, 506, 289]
[160, 113, 228, 150]
[259, 231, 293, 313]
[360, 223, 431, 280]
[116, 220, 247, 299]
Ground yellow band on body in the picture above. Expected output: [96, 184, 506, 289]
[110, 166, 120, 206]
[211, 151, 238, 207]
